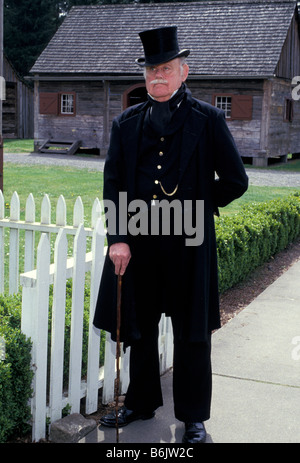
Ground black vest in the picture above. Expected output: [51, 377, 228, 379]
[136, 85, 190, 205]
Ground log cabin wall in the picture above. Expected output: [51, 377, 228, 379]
[264, 78, 300, 159]
[3, 56, 34, 139]
[188, 79, 265, 160]
[36, 80, 105, 151]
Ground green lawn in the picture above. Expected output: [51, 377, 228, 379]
[221, 185, 300, 215]
[2, 164, 103, 292]
[3, 139, 34, 154]
[3, 163, 299, 221]
[2, 163, 103, 225]
[3, 161, 299, 220]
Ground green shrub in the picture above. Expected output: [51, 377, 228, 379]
[0, 294, 33, 443]
[216, 193, 300, 293]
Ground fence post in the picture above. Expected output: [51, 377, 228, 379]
[24, 193, 35, 272]
[31, 233, 50, 442]
[120, 348, 130, 395]
[86, 217, 105, 414]
[56, 195, 67, 227]
[41, 194, 51, 242]
[68, 224, 86, 413]
[102, 333, 116, 404]
[9, 191, 20, 294]
[49, 228, 68, 423]
[73, 196, 84, 227]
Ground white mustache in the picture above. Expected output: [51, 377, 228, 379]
[150, 79, 168, 85]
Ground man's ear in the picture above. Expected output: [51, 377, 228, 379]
[182, 63, 189, 82]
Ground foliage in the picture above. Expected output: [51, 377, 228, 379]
[4, 0, 60, 77]
[216, 193, 300, 293]
[0, 293, 33, 443]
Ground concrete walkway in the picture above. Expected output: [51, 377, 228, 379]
[81, 258, 300, 444]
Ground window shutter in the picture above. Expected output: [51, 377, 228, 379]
[231, 95, 253, 120]
[39, 93, 59, 115]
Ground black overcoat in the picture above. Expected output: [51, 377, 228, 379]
[93, 92, 248, 345]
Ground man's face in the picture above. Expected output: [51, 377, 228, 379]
[145, 58, 189, 102]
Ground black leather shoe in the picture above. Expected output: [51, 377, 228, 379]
[99, 406, 155, 428]
[182, 422, 207, 443]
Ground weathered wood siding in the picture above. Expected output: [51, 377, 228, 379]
[35, 76, 300, 162]
[3, 56, 34, 139]
[36, 80, 145, 152]
[188, 79, 265, 159]
[275, 12, 300, 79]
[264, 78, 300, 158]
[36, 81, 105, 151]
[108, 79, 266, 159]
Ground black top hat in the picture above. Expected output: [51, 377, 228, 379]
[136, 26, 190, 67]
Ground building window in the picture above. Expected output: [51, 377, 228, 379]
[39, 92, 76, 116]
[60, 93, 75, 115]
[213, 94, 253, 121]
[285, 99, 294, 122]
[215, 95, 232, 118]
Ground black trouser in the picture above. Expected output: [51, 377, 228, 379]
[124, 309, 212, 422]
[125, 236, 212, 422]
[124, 234, 212, 423]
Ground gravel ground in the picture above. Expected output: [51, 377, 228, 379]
[4, 151, 106, 171]
[246, 168, 300, 187]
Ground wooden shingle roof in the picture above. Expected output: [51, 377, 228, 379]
[31, 0, 299, 77]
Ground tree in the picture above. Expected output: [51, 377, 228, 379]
[4, 0, 60, 76]
[59, 0, 99, 14]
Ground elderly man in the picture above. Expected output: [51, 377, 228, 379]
[94, 27, 248, 443]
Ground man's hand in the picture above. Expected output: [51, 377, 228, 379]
[109, 242, 131, 276]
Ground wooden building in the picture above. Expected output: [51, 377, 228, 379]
[30, 0, 300, 165]
[3, 55, 34, 139]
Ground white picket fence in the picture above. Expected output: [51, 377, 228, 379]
[0, 191, 174, 442]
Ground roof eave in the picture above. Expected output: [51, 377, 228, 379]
[26, 72, 275, 81]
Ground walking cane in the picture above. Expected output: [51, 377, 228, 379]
[115, 273, 122, 443]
